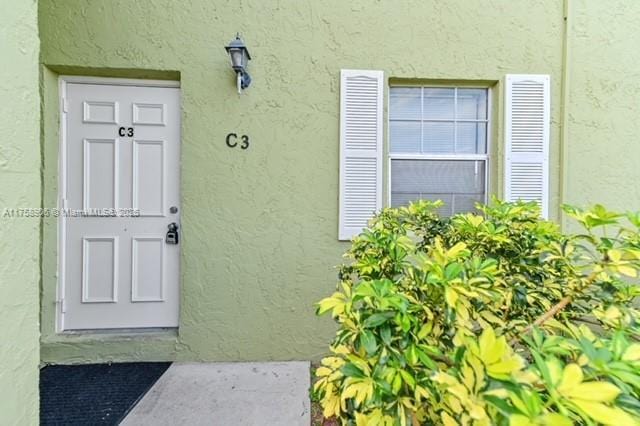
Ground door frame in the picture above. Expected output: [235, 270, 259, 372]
[57, 76, 181, 332]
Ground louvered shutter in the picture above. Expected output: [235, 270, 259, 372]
[339, 70, 384, 240]
[504, 74, 550, 218]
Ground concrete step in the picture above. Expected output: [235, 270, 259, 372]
[121, 361, 311, 426]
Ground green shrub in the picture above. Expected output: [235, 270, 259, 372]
[314, 200, 640, 425]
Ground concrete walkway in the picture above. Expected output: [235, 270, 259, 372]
[121, 362, 310, 426]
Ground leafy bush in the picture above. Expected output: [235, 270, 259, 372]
[314, 200, 640, 425]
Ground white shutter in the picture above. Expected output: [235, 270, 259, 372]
[504, 74, 550, 218]
[339, 69, 384, 240]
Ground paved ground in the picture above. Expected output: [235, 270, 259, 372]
[121, 361, 311, 426]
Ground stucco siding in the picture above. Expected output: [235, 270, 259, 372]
[562, 0, 640, 229]
[38, 0, 565, 363]
[0, 0, 41, 422]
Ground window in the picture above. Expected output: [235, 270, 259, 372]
[389, 87, 489, 216]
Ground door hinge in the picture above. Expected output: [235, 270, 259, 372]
[62, 198, 68, 209]
[59, 298, 66, 313]
[62, 97, 68, 113]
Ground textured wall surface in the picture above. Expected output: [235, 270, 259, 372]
[0, 0, 41, 422]
[38, 0, 564, 363]
[562, 0, 640, 229]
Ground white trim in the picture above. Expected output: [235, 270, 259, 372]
[390, 118, 489, 123]
[386, 81, 390, 209]
[389, 153, 488, 161]
[57, 78, 68, 332]
[486, 87, 493, 202]
[390, 82, 492, 89]
[60, 75, 180, 88]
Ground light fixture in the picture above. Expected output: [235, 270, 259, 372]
[225, 34, 252, 94]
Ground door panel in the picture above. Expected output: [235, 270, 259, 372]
[133, 140, 165, 216]
[83, 138, 118, 210]
[82, 237, 118, 303]
[62, 82, 180, 330]
[131, 237, 165, 302]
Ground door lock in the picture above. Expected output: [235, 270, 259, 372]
[166, 222, 179, 244]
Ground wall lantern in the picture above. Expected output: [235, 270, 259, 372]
[225, 34, 252, 94]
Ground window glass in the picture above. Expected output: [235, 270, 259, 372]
[389, 121, 421, 153]
[423, 122, 455, 153]
[456, 122, 487, 154]
[390, 87, 488, 155]
[389, 86, 490, 216]
[390, 159, 486, 216]
[389, 88, 421, 120]
[423, 88, 455, 120]
[456, 88, 487, 120]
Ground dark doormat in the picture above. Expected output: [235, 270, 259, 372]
[40, 362, 172, 425]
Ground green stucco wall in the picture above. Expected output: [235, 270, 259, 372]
[0, 0, 41, 422]
[561, 0, 640, 229]
[38, 0, 566, 363]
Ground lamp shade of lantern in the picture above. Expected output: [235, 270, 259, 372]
[225, 34, 252, 92]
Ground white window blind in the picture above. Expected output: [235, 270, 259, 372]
[504, 74, 550, 218]
[339, 70, 383, 240]
[389, 86, 489, 217]
[391, 159, 486, 217]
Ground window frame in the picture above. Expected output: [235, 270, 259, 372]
[386, 85, 493, 213]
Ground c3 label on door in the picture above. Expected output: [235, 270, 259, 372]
[118, 126, 135, 137]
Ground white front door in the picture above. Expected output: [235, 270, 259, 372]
[60, 79, 180, 330]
